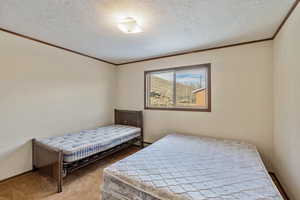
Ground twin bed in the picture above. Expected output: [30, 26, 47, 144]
[32, 109, 143, 192]
[33, 109, 283, 199]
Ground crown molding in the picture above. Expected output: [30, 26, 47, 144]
[116, 38, 273, 65]
[0, 27, 116, 65]
[272, 0, 299, 39]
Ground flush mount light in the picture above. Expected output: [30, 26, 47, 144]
[118, 17, 142, 34]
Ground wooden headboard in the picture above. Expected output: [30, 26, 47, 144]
[114, 109, 143, 129]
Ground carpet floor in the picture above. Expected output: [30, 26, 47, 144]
[0, 146, 139, 200]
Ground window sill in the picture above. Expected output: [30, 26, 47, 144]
[144, 107, 211, 112]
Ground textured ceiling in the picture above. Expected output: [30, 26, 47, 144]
[0, 0, 296, 64]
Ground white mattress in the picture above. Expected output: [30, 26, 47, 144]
[103, 133, 283, 200]
[36, 125, 141, 162]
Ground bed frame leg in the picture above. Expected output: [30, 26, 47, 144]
[140, 139, 144, 148]
[58, 178, 62, 193]
[32, 166, 38, 171]
[56, 154, 63, 193]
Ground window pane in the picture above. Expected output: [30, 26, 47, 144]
[175, 68, 207, 107]
[149, 71, 174, 107]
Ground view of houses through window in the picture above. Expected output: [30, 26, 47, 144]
[145, 64, 210, 111]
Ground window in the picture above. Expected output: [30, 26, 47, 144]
[145, 64, 211, 112]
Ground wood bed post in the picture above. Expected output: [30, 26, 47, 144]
[32, 139, 63, 193]
[139, 111, 144, 148]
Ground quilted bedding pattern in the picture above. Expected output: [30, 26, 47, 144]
[103, 133, 283, 200]
[36, 125, 141, 162]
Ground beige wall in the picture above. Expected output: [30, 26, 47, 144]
[117, 41, 274, 169]
[0, 31, 116, 181]
[273, 4, 300, 200]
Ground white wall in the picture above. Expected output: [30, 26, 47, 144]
[117, 41, 274, 169]
[0, 31, 116, 181]
[273, 4, 300, 200]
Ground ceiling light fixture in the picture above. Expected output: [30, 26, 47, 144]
[118, 17, 142, 34]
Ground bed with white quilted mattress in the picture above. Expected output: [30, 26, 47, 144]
[36, 125, 141, 163]
[102, 133, 283, 200]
